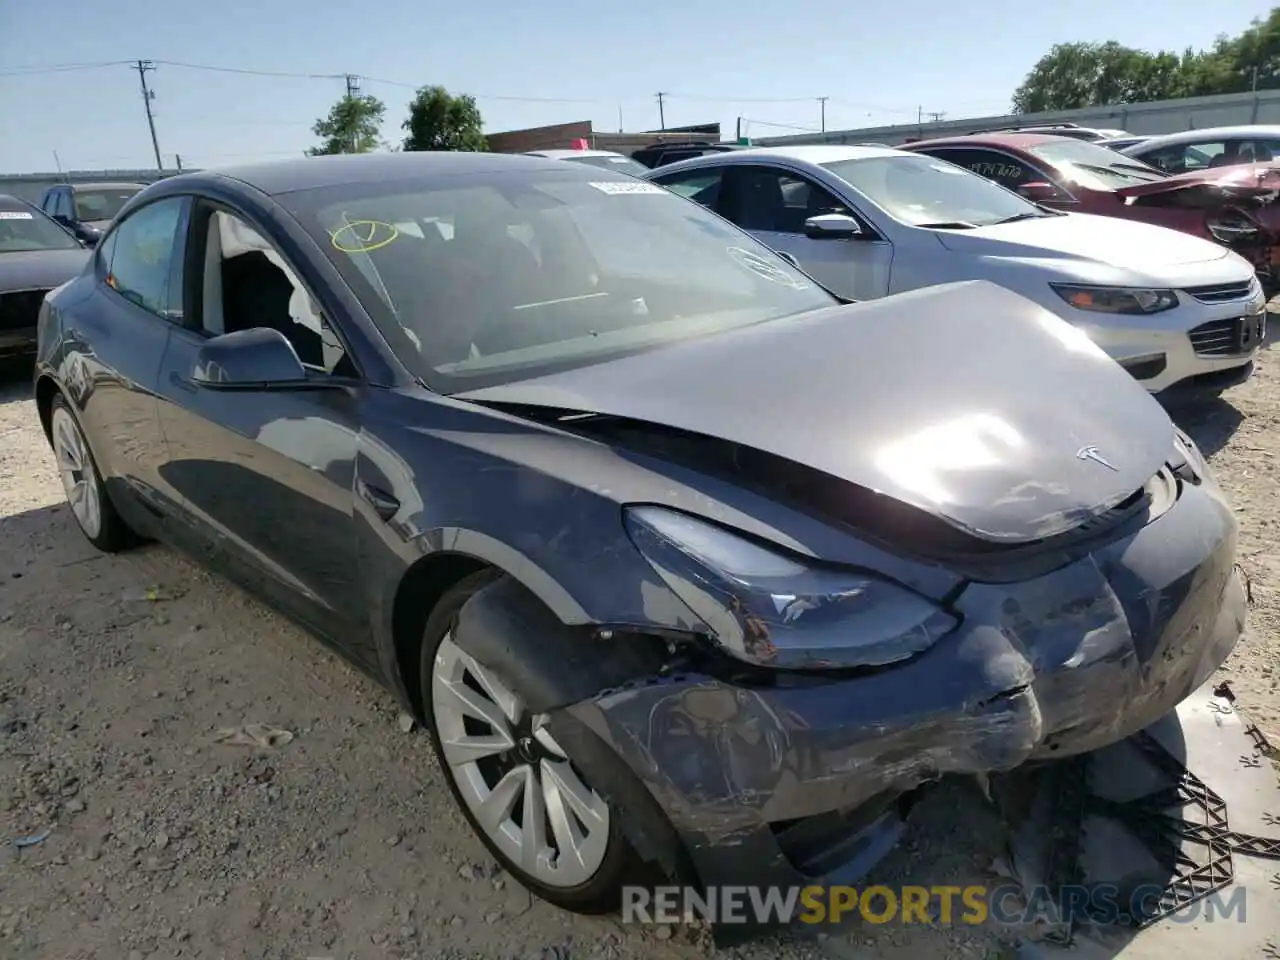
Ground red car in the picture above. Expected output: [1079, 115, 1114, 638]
[903, 133, 1280, 291]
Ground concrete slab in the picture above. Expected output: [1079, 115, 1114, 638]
[1005, 681, 1280, 959]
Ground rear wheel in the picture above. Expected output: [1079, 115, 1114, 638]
[50, 394, 138, 553]
[421, 574, 640, 913]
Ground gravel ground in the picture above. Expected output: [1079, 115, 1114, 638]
[1, 341, 1277, 960]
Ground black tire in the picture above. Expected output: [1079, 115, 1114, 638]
[420, 572, 646, 914]
[49, 393, 140, 553]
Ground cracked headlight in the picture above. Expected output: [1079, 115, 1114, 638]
[624, 506, 957, 670]
[1051, 283, 1178, 315]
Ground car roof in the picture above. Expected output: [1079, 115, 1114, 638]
[645, 144, 905, 175]
[70, 181, 147, 191]
[906, 132, 1061, 150]
[1125, 125, 1280, 148]
[526, 149, 627, 159]
[174, 151, 579, 197]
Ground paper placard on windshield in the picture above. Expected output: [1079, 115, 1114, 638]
[589, 181, 666, 195]
[0, 211, 34, 220]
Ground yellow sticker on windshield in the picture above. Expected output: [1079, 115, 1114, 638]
[330, 220, 399, 253]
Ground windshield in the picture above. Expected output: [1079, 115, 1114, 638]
[821, 155, 1048, 228]
[562, 154, 650, 176]
[74, 187, 141, 222]
[284, 169, 835, 392]
[1028, 140, 1167, 189]
[0, 206, 81, 252]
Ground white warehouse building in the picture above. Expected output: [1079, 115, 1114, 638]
[756, 89, 1280, 147]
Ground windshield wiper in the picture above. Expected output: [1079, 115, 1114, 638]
[1070, 161, 1163, 181]
[989, 211, 1050, 225]
[918, 220, 978, 229]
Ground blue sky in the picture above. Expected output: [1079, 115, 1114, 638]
[0, 0, 1273, 173]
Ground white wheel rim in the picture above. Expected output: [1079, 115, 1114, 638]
[431, 634, 611, 887]
[51, 407, 103, 540]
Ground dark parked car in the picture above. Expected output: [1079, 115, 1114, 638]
[0, 194, 89, 360]
[40, 181, 145, 246]
[630, 139, 741, 168]
[33, 152, 1246, 922]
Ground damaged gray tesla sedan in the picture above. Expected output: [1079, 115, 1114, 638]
[35, 152, 1245, 921]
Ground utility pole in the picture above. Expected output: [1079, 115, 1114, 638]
[926, 111, 946, 123]
[134, 59, 163, 171]
[917, 104, 923, 124]
[344, 74, 361, 152]
[656, 92, 668, 131]
[617, 103, 624, 133]
[817, 96, 828, 133]
[175, 154, 183, 171]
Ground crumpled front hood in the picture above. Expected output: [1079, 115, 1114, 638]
[933, 211, 1234, 272]
[457, 281, 1175, 543]
[0, 248, 89, 292]
[1113, 161, 1280, 201]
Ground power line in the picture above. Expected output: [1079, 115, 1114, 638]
[0, 59, 133, 76]
[133, 59, 163, 172]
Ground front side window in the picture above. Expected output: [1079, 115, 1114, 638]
[821, 155, 1045, 228]
[728, 167, 851, 234]
[103, 197, 187, 318]
[283, 170, 835, 392]
[0, 204, 83, 253]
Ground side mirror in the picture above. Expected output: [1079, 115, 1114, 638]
[191, 328, 309, 390]
[774, 249, 801, 268]
[1016, 181, 1062, 203]
[803, 213, 864, 239]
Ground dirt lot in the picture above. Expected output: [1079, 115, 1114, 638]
[1, 344, 1277, 960]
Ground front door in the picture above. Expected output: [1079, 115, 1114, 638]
[65, 195, 191, 532]
[154, 202, 370, 659]
[719, 164, 893, 300]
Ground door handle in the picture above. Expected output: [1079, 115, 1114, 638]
[356, 478, 400, 522]
[169, 371, 197, 393]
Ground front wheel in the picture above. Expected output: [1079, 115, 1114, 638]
[49, 394, 138, 553]
[421, 574, 641, 913]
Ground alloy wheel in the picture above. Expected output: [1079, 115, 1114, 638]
[431, 633, 611, 887]
[51, 406, 103, 540]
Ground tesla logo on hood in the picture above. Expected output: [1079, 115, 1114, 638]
[1076, 445, 1118, 471]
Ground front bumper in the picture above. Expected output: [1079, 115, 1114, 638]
[557, 474, 1246, 901]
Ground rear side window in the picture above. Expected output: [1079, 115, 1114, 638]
[653, 168, 724, 208]
[102, 197, 188, 320]
[917, 148, 1036, 191]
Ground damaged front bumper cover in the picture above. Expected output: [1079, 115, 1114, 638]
[549, 479, 1246, 923]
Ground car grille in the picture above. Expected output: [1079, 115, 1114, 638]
[0, 289, 49, 333]
[1184, 280, 1256, 304]
[1188, 314, 1266, 356]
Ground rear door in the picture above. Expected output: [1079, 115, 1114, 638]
[62, 195, 191, 529]
[718, 163, 891, 300]
[153, 198, 369, 656]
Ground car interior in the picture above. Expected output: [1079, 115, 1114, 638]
[199, 211, 353, 377]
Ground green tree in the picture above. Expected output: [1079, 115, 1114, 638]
[1012, 41, 1169, 113]
[1011, 8, 1280, 111]
[402, 86, 487, 152]
[308, 93, 386, 156]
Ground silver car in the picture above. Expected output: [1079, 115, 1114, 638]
[1120, 125, 1280, 174]
[644, 146, 1265, 401]
[523, 148, 649, 176]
